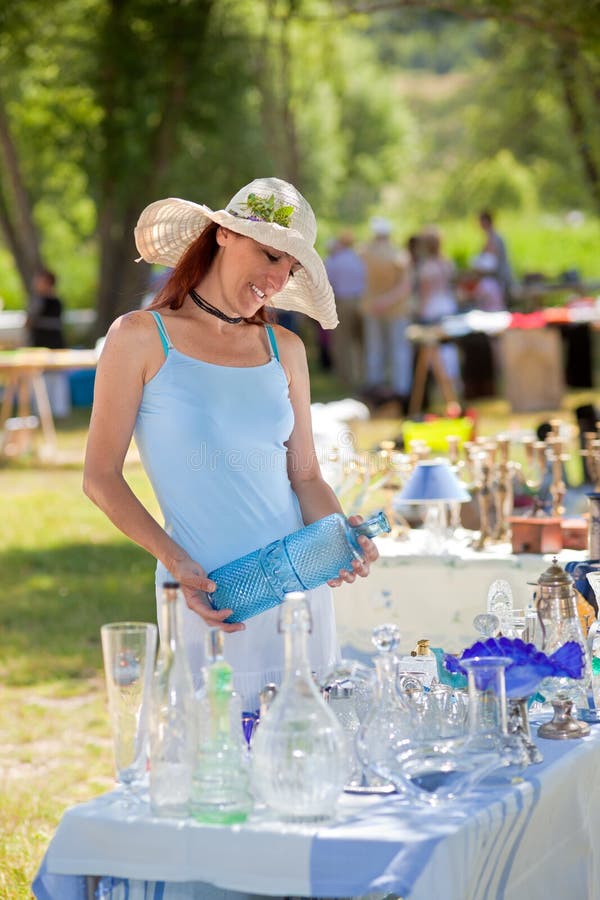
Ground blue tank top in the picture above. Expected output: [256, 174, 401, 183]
[134, 312, 338, 709]
[135, 312, 303, 571]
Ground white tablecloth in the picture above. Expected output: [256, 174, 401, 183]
[34, 722, 600, 900]
[333, 534, 586, 659]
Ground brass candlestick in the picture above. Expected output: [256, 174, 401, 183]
[582, 429, 600, 490]
[377, 440, 411, 540]
[546, 435, 568, 517]
[473, 451, 494, 550]
[492, 436, 515, 542]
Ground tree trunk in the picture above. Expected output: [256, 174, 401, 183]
[93, 0, 214, 335]
[0, 97, 43, 292]
[253, 0, 303, 187]
[555, 40, 600, 215]
[95, 199, 149, 335]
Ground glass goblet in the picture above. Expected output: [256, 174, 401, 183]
[101, 621, 157, 804]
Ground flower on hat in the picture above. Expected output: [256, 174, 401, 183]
[235, 193, 294, 228]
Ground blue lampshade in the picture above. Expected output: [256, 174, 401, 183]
[396, 459, 470, 504]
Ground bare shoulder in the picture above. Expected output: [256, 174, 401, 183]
[97, 311, 165, 385]
[271, 322, 309, 389]
[107, 309, 157, 340]
[101, 310, 161, 356]
[272, 323, 307, 364]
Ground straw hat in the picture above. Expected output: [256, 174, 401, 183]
[134, 177, 338, 329]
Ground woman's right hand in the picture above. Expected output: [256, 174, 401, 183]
[171, 556, 246, 633]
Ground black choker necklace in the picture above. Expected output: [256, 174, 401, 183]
[189, 287, 243, 324]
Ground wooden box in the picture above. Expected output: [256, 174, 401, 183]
[560, 517, 588, 551]
[508, 516, 563, 554]
[500, 328, 564, 412]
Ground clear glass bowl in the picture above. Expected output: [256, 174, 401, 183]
[376, 738, 502, 806]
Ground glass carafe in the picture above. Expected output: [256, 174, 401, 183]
[251, 592, 348, 822]
[462, 656, 528, 770]
[149, 583, 195, 817]
[190, 629, 252, 824]
[355, 624, 412, 792]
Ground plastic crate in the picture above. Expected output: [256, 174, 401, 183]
[69, 369, 96, 407]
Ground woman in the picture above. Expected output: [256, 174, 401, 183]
[416, 226, 461, 389]
[83, 177, 379, 710]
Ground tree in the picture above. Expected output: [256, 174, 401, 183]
[334, 0, 600, 216]
[0, 0, 414, 324]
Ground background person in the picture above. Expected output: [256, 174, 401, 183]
[83, 177, 379, 712]
[478, 209, 513, 307]
[325, 230, 366, 389]
[360, 216, 413, 412]
[26, 268, 70, 418]
[416, 226, 462, 396]
[26, 268, 65, 349]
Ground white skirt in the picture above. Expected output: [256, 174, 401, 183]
[155, 568, 340, 711]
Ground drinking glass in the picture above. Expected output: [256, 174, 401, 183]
[101, 622, 157, 802]
[511, 608, 527, 641]
[525, 608, 540, 647]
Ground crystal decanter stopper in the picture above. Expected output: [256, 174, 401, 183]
[487, 579, 514, 637]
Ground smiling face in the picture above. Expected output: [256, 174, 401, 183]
[204, 228, 301, 318]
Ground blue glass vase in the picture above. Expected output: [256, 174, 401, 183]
[209, 511, 390, 623]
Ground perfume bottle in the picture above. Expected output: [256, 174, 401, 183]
[190, 629, 252, 824]
[397, 638, 439, 688]
[209, 511, 390, 623]
[251, 592, 348, 822]
[149, 582, 196, 818]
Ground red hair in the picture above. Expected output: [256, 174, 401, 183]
[147, 222, 273, 325]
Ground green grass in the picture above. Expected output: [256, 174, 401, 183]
[1, 445, 160, 899]
[1, 377, 598, 898]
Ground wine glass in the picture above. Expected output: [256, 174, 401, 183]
[101, 622, 157, 804]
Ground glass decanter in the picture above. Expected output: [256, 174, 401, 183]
[190, 628, 252, 824]
[321, 659, 373, 789]
[355, 624, 413, 793]
[251, 592, 348, 822]
[149, 583, 196, 818]
[462, 656, 528, 771]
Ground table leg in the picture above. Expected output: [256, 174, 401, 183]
[429, 346, 458, 406]
[17, 373, 30, 418]
[408, 345, 432, 415]
[30, 372, 57, 453]
[0, 374, 18, 425]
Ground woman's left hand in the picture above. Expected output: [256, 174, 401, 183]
[327, 514, 379, 588]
